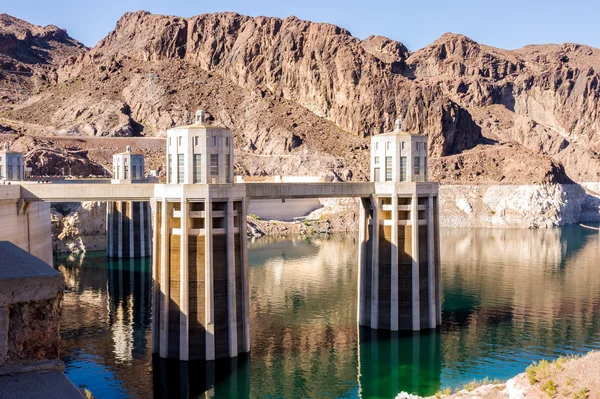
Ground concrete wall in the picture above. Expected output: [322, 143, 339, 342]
[248, 198, 321, 221]
[0, 200, 52, 266]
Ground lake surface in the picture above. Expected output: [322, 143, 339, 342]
[57, 225, 600, 398]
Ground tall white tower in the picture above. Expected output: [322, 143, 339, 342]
[153, 110, 249, 361]
[358, 118, 441, 331]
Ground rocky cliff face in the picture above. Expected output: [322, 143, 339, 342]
[0, 11, 599, 184]
[0, 14, 86, 112]
[51, 202, 106, 253]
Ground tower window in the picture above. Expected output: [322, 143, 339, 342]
[401, 142, 405, 150]
[385, 156, 392, 181]
[178, 154, 185, 183]
[400, 157, 407, 182]
[195, 136, 199, 146]
[193, 154, 201, 183]
[414, 156, 420, 176]
[374, 167, 380, 182]
[225, 154, 231, 183]
[210, 154, 218, 177]
[212, 137, 217, 147]
[374, 156, 379, 164]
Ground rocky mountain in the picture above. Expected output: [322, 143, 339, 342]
[1, 11, 599, 184]
[0, 13, 86, 112]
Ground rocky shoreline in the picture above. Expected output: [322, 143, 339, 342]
[394, 351, 600, 399]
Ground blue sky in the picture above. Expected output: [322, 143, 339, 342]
[3, 0, 600, 51]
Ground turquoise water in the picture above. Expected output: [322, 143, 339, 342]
[57, 225, 600, 398]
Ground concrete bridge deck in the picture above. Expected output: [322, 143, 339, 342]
[5, 182, 377, 202]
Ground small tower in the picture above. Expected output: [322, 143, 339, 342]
[112, 146, 146, 183]
[107, 147, 151, 258]
[358, 118, 441, 331]
[153, 110, 249, 361]
[0, 143, 25, 182]
[165, 110, 234, 185]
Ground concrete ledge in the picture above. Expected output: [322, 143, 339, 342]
[0, 242, 63, 306]
[0, 359, 64, 377]
[0, 370, 84, 399]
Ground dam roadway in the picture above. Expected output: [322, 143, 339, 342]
[11, 181, 377, 202]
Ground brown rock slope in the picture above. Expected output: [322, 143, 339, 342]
[2, 11, 599, 183]
[0, 14, 86, 112]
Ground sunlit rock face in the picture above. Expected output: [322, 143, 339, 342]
[51, 201, 106, 253]
[440, 184, 599, 228]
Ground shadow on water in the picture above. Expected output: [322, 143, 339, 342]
[359, 328, 442, 398]
[152, 355, 250, 399]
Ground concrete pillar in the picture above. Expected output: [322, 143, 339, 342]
[226, 198, 238, 357]
[435, 196, 442, 326]
[370, 195, 379, 330]
[241, 198, 251, 353]
[204, 198, 215, 361]
[118, 202, 123, 258]
[427, 194, 436, 329]
[357, 197, 369, 326]
[140, 202, 146, 258]
[390, 194, 399, 331]
[179, 200, 189, 360]
[159, 200, 169, 358]
[151, 199, 159, 353]
[107, 200, 152, 258]
[107, 202, 113, 257]
[411, 193, 420, 331]
[129, 202, 135, 258]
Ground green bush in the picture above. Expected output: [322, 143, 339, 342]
[541, 379, 556, 397]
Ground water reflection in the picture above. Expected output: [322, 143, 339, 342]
[58, 252, 153, 398]
[57, 226, 600, 398]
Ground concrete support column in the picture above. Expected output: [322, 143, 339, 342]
[370, 195, 380, 330]
[435, 196, 442, 326]
[118, 202, 123, 258]
[106, 202, 113, 257]
[357, 197, 369, 326]
[226, 198, 238, 357]
[140, 202, 146, 257]
[204, 198, 215, 361]
[241, 198, 250, 353]
[150, 199, 159, 353]
[179, 199, 189, 360]
[390, 194, 399, 331]
[159, 200, 169, 358]
[129, 202, 135, 258]
[427, 194, 436, 329]
[411, 193, 420, 331]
